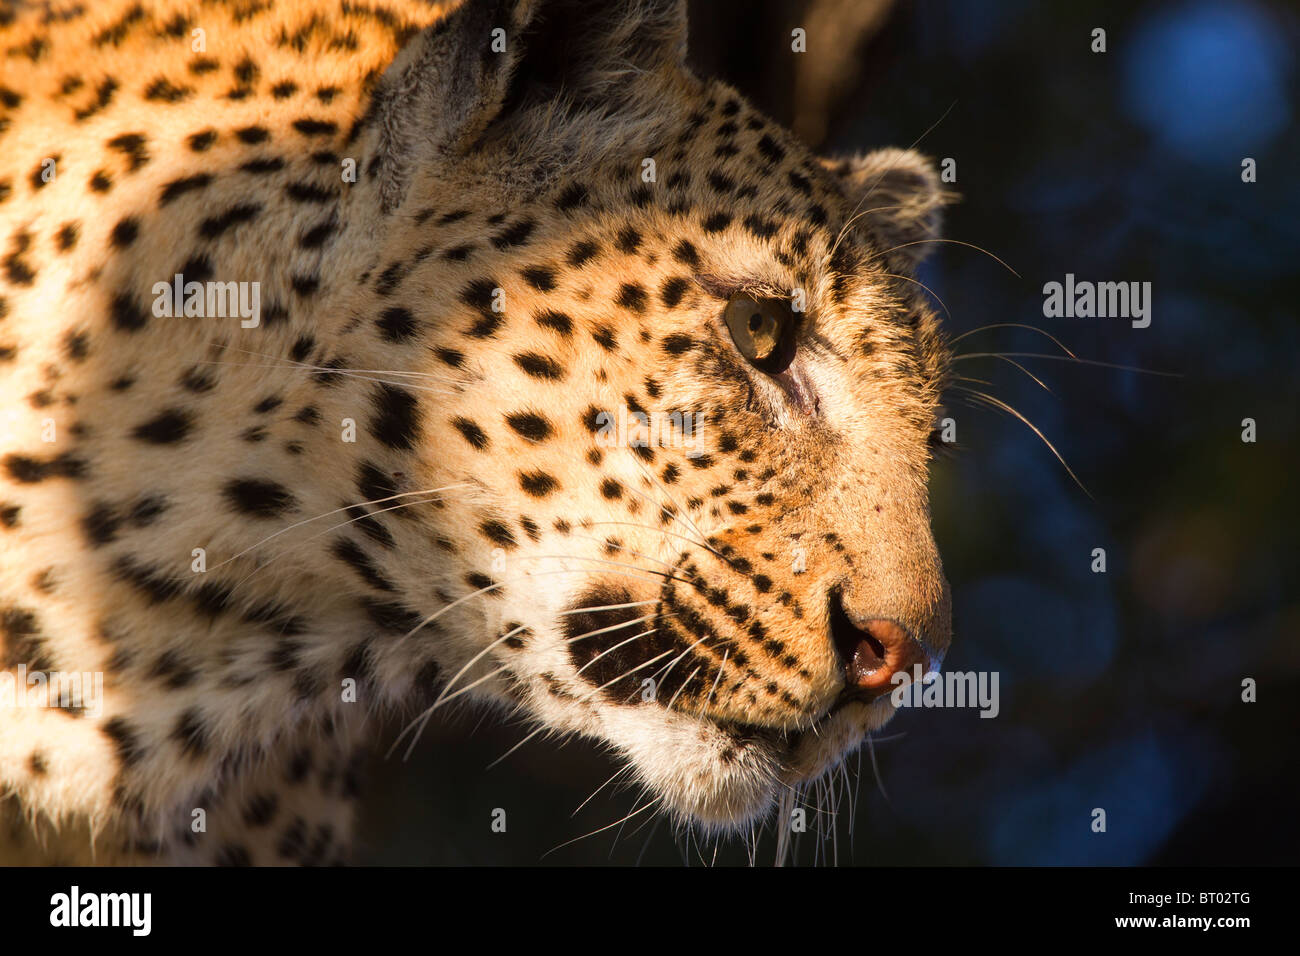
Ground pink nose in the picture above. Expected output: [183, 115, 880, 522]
[830, 595, 932, 698]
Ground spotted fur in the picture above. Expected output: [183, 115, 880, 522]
[0, 0, 952, 864]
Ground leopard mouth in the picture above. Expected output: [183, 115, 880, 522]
[709, 692, 898, 788]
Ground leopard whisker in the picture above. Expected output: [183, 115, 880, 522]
[212, 484, 472, 570]
[953, 351, 1182, 377]
[541, 793, 661, 861]
[957, 387, 1092, 498]
[578, 627, 664, 688]
[485, 723, 549, 770]
[572, 764, 635, 818]
[949, 322, 1078, 357]
[698, 648, 729, 716]
[862, 237, 1020, 278]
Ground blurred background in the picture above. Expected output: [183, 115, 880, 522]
[356, 0, 1299, 865]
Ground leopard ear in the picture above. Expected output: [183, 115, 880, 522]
[826, 149, 953, 268]
[372, 0, 688, 210]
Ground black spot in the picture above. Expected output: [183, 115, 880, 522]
[355, 461, 397, 506]
[215, 844, 252, 867]
[290, 335, 315, 362]
[179, 365, 215, 392]
[479, 519, 517, 549]
[369, 383, 421, 450]
[132, 408, 192, 444]
[707, 171, 735, 194]
[756, 134, 785, 164]
[600, 479, 623, 500]
[555, 183, 587, 211]
[271, 81, 298, 99]
[74, 77, 118, 122]
[672, 240, 699, 268]
[521, 265, 556, 291]
[616, 282, 647, 313]
[332, 538, 397, 592]
[742, 212, 779, 239]
[149, 648, 197, 688]
[293, 117, 336, 136]
[451, 417, 489, 450]
[128, 495, 168, 526]
[177, 254, 213, 284]
[102, 717, 144, 768]
[286, 182, 333, 203]
[286, 750, 312, 785]
[433, 346, 464, 368]
[702, 212, 732, 233]
[159, 173, 214, 205]
[567, 239, 598, 266]
[173, 708, 209, 757]
[223, 477, 297, 518]
[513, 352, 564, 380]
[491, 218, 535, 249]
[376, 306, 417, 342]
[278, 816, 307, 858]
[241, 154, 289, 177]
[2, 606, 53, 670]
[465, 572, 497, 593]
[187, 129, 218, 151]
[615, 226, 641, 254]
[592, 326, 616, 351]
[660, 276, 690, 308]
[520, 471, 559, 498]
[25, 158, 51, 192]
[107, 131, 150, 170]
[81, 502, 121, 546]
[106, 290, 148, 330]
[299, 217, 338, 248]
[55, 222, 80, 251]
[373, 261, 407, 296]
[236, 124, 270, 144]
[291, 273, 320, 296]
[360, 598, 422, 633]
[144, 77, 194, 102]
[3, 452, 86, 483]
[111, 555, 182, 604]
[505, 411, 552, 442]
[535, 309, 573, 336]
[662, 333, 694, 355]
[199, 203, 262, 239]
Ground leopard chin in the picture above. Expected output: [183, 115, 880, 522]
[597, 695, 900, 832]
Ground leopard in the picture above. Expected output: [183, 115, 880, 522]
[0, 0, 953, 865]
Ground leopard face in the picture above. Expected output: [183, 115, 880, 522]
[0, 0, 951, 862]
[371, 0, 955, 829]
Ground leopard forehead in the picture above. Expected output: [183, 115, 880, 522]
[0, 0, 952, 863]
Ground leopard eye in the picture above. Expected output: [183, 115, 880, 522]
[723, 294, 796, 374]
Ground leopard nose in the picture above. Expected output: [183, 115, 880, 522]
[829, 591, 933, 697]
